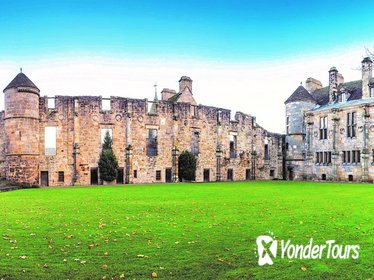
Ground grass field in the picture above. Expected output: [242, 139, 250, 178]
[0, 181, 373, 279]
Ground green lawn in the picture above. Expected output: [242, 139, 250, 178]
[0, 181, 373, 279]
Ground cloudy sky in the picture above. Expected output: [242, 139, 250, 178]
[0, 0, 373, 133]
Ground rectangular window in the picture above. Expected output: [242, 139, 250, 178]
[146, 129, 158, 156]
[133, 170, 138, 178]
[229, 134, 237, 158]
[45, 126, 57, 156]
[156, 170, 161, 181]
[347, 112, 356, 138]
[102, 99, 111, 111]
[227, 169, 233, 181]
[147, 101, 157, 114]
[270, 170, 275, 177]
[351, 150, 360, 164]
[371, 87, 374, 98]
[101, 128, 113, 145]
[191, 105, 198, 118]
[316, 152, 319, 164]
[191, 131, 200, 156]
[319, 116, 327, 140]
[286, 116, 290, 134]
[342, 151, 346, 163]
[48, 97, 55, 109]
[58, 171, 64, 182]
[347, 150, 351, 163]
[264, 144, 270, 160]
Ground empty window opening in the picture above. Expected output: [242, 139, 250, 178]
[101, 128, 113, 145]
[264, 144, 270, 160]
[348, 175, 353, 182]
[146, 129, 158, 156]
[147, 101, 157, 114]
[321, 174, 326, 181]
[270, 170, 275, 177]
[133, 170, 138, 178]
[191, 131, 200, 156]
[45, 126, 57, 156]
[229, 134, 237, 158]
[102, 99, 111, 111]
[156, 170, 161, 181]
[58, 171, 64, 182]
[48, 97, 55, 109]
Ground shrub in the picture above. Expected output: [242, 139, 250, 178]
[178, 150, 197, 182]
[98, 131, 119, 182]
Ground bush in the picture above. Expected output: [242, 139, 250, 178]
[178, 150, 197, 182]
[98, 131, 119, 182]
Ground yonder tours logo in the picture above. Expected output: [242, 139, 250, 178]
[256, 232, 360, 266]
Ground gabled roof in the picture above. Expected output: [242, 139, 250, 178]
[311, 80, 362, 105]
[3, 72, 40, 93]
[284, 85, 316, 104]
[168, 92, 182, 102]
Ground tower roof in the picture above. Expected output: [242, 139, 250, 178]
[284, 85, 317, 104]
[3, 72, 40, 94]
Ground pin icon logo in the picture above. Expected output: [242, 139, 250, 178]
[256, 235, 277, 266]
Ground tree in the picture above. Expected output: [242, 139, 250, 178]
[178, 150, 197, 182]
[98, 131, 118, 182]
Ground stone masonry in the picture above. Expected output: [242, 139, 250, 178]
[0, 73, 285, 186]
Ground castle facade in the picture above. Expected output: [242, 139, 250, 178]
[285, 57, 374, 182]
[0, 74, 285, 186]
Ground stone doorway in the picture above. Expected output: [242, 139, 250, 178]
[165, 168, 172, 183]
[40, 171, 49, 187]
[90, 168, 99, 185]
[117, 168, 124, 184]
[203, 169, 210, 182]
[288, 168, 294, 181]
[245, 169, 251, 180]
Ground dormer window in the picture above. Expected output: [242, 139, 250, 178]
[339, 88, 348, 103]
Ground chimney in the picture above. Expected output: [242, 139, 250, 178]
[328, 67, 338, 103]
[179, 76, 192, 93]
[337, 73, 344, 85]
[305, 77, 322, 93]
[161, 88, 176, 101]
[362, 57, 373, 99]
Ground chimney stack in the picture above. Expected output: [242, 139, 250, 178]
[305, 77, 322, 93]
[179, 76, 192, 93]
[328, 67, 338, 104]
[362, 57, 373, 99]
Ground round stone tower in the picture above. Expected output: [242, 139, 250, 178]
[284, 85, 317, 180]
[3, 72, 40, 186]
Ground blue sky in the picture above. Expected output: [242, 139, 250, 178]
[0, 1, 373, 132]
[1, 0, 373, 60]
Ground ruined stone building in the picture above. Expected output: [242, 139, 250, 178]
[285, 57, 374, 182]
[0, 73, 285, 186]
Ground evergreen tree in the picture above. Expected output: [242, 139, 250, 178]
[178, 150, 197, 181]
[98, 131, 118, 182]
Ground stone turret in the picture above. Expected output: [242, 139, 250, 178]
[3, 72, 40, 186]
[362, 57, 373, 99]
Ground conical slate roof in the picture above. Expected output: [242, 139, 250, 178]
[3, 72, 40, 93]
[284, 85, 316, 104]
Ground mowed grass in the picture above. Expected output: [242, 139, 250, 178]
[0, 181, 373, 280]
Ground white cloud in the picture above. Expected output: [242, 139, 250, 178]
[0, 45, 370, 133]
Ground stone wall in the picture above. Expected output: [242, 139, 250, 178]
[0, 111, 5, 178]
[33, 96, 284, 186]
[306, 102, 374, 182]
